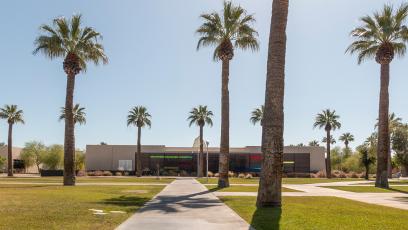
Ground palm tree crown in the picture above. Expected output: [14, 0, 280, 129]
[339, 133, 355, 146]
[59, 104, 86, 125]
[33, 14, 108, 73]
[196, 1, 259, 61]
[127, 106, 152, 128]
[188, 105, 214, 127]
[0, 105, 25, 125]
[308, 140, 320, 147]
[375, 112, 402, 132]
[322, 136, 336, 145]
[313, 109, 341, 132]
[250, 105, 264, 126]
[346, 4, 408, 64]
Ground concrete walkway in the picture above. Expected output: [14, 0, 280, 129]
[116, 178, 253, 230]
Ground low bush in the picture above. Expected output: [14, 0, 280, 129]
[115, 172, 122, 176]
[103, 171, 112, 176]
[245, 173, 253, 179]
[238, 173, 245, 178]
[214, 173, 220, 177]
[315, 170, 326, 178]
[76, 170, 86, 177]
[207, 171, 214, 177]
[228, 171, 236, 177]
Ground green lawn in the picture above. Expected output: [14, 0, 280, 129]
[221, 196, 408, 230]
[197, 177, 363, 185]
[0, 176, 174, 184]
[0, 184, 164, 230]
[205, 185, 300, 192]
[322, 186, 408, 193]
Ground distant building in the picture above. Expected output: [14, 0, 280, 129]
[86, 145, 325, 175]
[0, 146, 38, 174]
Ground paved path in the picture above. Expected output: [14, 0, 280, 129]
[116, 178, 253, 230]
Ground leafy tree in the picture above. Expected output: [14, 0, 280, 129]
[75, 150, 85, 171]
[100, 142, 108, 145]
[0, 143, 5, 147]
[188, 105, 214, 177]
[197, 1, 259, 188]
[127, 106, 152, 177]
[33, 14, 108, 186]
[375, 113, 402, 178]
[257, 0, 289, 208]
[0, 105, 25, 177]
[347, 3, 408, 188]
[0, 156, 6, 171]
[20, 141, 46, 173]
[358, 145, 376, 180]
[59, 104, 86, 125]
[308, 140, 320, 147]
[250, 106, 264, 126]
[314, 109, 341, 178]
[391, 124, 408, 176]
[42, 145, 64, 170]
[339, 133, 355, 150]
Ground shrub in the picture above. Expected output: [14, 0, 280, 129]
[87, 171, 95, 176]
[76, 170, 86, 177]
[93, 171, 103, 176]
[214, 173, 220, 177]
[228, 171, 236, 177]
[115, 172, 123, 176]
[124, 172, 130, 176]
[245, 173, 253, 179]
[338, 171, 347, 178]
[180, 170, 189, 177]
[103, 171, 112, 176]
[316, 170, 326, 178]
[207, 171, 214, 177]
[350, 172, 359, 178]
[238, 173, 245, 178]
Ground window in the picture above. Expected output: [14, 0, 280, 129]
[118, 160, 133, 171]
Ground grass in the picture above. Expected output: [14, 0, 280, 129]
[0, 184, 164, 230]
[221, 196, 408, 230]
[0, 176, 174, 184]
[197, 177, 363, 185]
[322, 186, 408, 193]
[205, 185, 300, 192]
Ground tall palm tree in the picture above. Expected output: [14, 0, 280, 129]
[375, 113, 402, 178]
[187, 105, 214, 177]
[196, 1, 259, 188]
[127, 106, 152, 177]
[346, 4, 408, 188]
[256, 0, 289, 208]
[33, 14, 108, 186]
[59, 104, 86, 125]
[0, 105, 25, 177]
[339, 133, 355, 150]
[322, 135, 337, 145]
[250, 105, 264, 126]
[314, 109, 341, 178]
[308, 140, 320, 147]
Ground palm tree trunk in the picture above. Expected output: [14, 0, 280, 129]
[63, 74, 76, 186]
[218, 59, 230, 188]
[256, 0, 289, 208]
[387, 146, 392, 179]
[7, 123, 13, 177]
[326, 131, 332, 179]
[198, 125, 204, 177]
[376, 63, 390, 188]
[365, 165, 369, 180]
[136, 126, 142, 177]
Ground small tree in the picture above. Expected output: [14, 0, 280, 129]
[358, 145, 376, 180]
[75, 150, 85, 171]
[42, 145, 64, 170]
[20, 141, 46, 172]
[0, 156, 6, 172]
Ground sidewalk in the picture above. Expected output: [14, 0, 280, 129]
[116, 178, 253, 230]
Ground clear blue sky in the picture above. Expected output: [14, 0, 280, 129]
[1, 0, 408, 150]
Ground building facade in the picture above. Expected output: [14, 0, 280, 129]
[86, 145, 325, 175]
[0, 146, 38, 173]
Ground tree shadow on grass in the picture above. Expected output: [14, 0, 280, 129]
[99, 196, 151, 212]
[387, 187, 408, 195]
[250, 206, 281, 230]
[0, 184, 60, 189]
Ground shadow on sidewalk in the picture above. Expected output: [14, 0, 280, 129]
[137, 189, 222, 213]
[250, 206, 281, 230]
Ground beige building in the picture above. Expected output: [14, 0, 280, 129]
[0, 146, 38, 173]
[86, 145, 325, 175]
